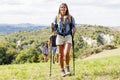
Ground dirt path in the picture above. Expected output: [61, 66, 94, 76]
[84, 47, 120, 60]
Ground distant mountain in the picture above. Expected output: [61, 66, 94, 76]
[0, 23, 48, 34]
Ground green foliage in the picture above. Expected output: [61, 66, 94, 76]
[0, 40, 7, 64]
[5, 47, 18, 64]
[74, 35, 85, 52]
[0, 46, 7, 64]
[14, 47, 40, 64]
[114, 33, 120, 46]
[0, 25, 120, 64]
[74, 25, 120, 58]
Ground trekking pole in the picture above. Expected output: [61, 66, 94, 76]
[49, 36, 52, 77]
[49, 23, 56, 77]
[72, 34, 75, 75]
[69, 19, 75, 75]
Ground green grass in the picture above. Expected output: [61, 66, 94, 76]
[0, 49, 120, 80]
[76, 56, 120, 80]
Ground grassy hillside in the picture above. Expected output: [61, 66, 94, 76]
[0, 47, 120, 80]
[84, 46, 120, 60]
[0, 24, 120, 65]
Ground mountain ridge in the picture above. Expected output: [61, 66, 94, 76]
[0, 23, 48, 34]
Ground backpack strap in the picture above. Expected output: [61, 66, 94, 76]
[69, 16, 73, 31]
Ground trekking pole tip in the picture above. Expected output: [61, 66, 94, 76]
[49, 74, 52, 77]
[73, 73, 75, 76]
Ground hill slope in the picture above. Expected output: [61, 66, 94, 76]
[84, 46, 120, 60]
[0, 48, 120, 80]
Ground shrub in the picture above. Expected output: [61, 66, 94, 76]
[14, 47, 39, 64]
[0, 46, 7, 64]
[6, 48, 18, 64]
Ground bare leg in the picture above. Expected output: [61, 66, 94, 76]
[57, 45, 64, 69]
[56, 54, 59, 63]
[52, 56, 55, 64]
[64, 43, 71, 66]
[45, 55, 47, 62]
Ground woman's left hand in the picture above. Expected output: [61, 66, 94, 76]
[72, 28, 76, 34]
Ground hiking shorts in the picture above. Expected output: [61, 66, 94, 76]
[56, 34, 72, 45]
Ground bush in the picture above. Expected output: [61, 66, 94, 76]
[94, 48, 102, 53]
[14, 47, 40, 64]
[104, 44, 116, 50]
[0, 46, 7, 64]
[0, 41, 7, 64]
[6, 48, 18, 64]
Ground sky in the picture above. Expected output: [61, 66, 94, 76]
[0, 0, 120, 26]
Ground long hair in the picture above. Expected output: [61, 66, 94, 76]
[57, 3, 71, 24]
[58, 3, 69, 16]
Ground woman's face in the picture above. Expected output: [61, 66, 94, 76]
[60, 4, 67, 16]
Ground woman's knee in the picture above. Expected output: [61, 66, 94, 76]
[59, 53, 64, 58]
[65, 52, 69, 57]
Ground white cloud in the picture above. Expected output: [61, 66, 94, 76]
[0, 0, 120, 26]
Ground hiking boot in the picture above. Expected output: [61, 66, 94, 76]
[61, 69, 66, 77]
[66, 66, 71, 75]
